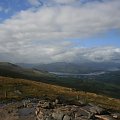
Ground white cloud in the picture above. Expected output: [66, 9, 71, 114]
[0, 42, 120, 63]
[0, 0, 120, 63]
[1, 0, 120, 40]
[52, 46, 120, 63]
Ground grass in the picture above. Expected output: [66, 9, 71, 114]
[0, 76, 120, 111]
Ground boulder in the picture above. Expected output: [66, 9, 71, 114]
[52, 111, 64, 120]
[89, 106, 105, 114]
[41, 102, 53, 109]
[63, 115, 71, 120]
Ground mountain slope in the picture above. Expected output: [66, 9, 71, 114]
[0, 62, 54, 81]
[33, 62, 120, 73]
[0, 76, 120, 111]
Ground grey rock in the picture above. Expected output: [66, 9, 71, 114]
[37, 111, 44, 120]
[55, 99, 59, 104]
[46, 116, 54, 120]
[52, 112, 64, 120]
[75, 108, 90, 118]
[89, 106, 105, 114]
[18, 108, 34, 116]
[63, 115, 71, 120]
[95, 115, 116, 120]
[34, 100, 119, 120]
[78, 100, 86, 106]
[42, 102, 53, 109]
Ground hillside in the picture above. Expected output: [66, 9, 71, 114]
[0, 62, 54, 81]
[0, 76, 120, 111]
[0, 62, 120, 99]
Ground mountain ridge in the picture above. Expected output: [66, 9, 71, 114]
[17, 62, 120, 74]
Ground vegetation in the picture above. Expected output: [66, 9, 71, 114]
[0, 62, 120, 99]
[0, 76, 120, 111]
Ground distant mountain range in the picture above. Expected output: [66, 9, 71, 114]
[17, 62, 120, 74]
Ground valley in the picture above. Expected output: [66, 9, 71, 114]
[0, 62, 120, 99]
[0, 62, 120, 120]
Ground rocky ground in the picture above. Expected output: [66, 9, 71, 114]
[0, 98, 120, 120]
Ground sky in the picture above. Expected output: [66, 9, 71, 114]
[0, 0, 120, 63]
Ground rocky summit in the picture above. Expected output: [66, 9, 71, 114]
[35, 99, 120, 120]
[0, 98, 120, 120]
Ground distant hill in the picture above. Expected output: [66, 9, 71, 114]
[0, 62, 54, 81]
[31, 62, 120, 73]
[16, 63, 38, 68]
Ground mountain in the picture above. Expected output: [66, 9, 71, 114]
[32, 62, 120, 73]
[0, 62, 54, 81]
[16, 63, 39, 68]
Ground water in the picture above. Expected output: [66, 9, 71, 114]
[49, 71, 106, 77]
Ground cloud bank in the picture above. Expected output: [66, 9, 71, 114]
[0, 0, 120, 63]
